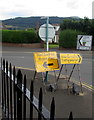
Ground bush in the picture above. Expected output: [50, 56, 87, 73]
[59, 29, 86, 48]
[2, 30, 41, 43]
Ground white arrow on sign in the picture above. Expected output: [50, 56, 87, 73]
[79, 35, 92, 47]
[77, 35, 92, 50]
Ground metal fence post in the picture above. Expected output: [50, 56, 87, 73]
[23, 75, 26, 120]
[1, 58, 4, 110]
[13, 66, 16, 120]
[3, 59, 6, 115]
[17, 69, 22, 120]
[50, 97, 55, 120]
[1, 58, 5, 119]
[69, 111, 73, 120]
[9, 63, 13, 119]
[38, 87, 43, 120]
[6, 61, 9, 119]
[30, 80, 34, 120]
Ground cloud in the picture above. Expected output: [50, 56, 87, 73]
[92, 1, 94, 18]
[67, 0, 78, 9]
[0, 0, 93, 20]
[0, 0, 35, 19]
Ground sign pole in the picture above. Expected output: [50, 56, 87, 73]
[46, 17, 49, 51]
[45, 17, 49, 83]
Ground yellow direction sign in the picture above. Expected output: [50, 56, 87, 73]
[34, 52, 59, 72]
[60, 53, 82, 64]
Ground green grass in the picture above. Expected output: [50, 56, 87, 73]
[44, 43, 59, 48]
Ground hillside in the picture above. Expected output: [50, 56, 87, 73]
[2, 16, 81, 30]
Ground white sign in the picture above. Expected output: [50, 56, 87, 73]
[77, 35, 92, 50]
[39, 24, 55, 42]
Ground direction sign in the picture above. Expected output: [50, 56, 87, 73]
[39, 24, 55, 42]
[60, 53, 82, 64]
[77, 35, 92, 50]
[34, 52, 59, 72]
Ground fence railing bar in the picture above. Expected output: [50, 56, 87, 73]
[69, 111, 73, 120]
[17, 69, 22, 120]
[9, 63, 13, 119]
[13, 66, 16, 120]
[1, 58, 4, 110]
[38, 87, 43, 120]
[6, 61, 9, 119]
[50, 97, 55, 120]
[3, 59, 6, 115]
[30, 80, 34, 120]
[23, 75, 26, 120]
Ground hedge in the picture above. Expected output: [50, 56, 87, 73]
[2, 30, 41, 43]
[59, 29, 86, 48]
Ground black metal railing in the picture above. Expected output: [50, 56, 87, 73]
[1, 58, 73, 120]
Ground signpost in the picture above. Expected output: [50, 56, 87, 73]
[77, 35, 92, 50]
[38, 17, 55, 83]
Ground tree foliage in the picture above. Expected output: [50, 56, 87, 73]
[60, 17, 94, 46]
[59, 29, 85, 48]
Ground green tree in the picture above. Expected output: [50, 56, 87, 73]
[59, 29, 86, 48]
[60, 17, 91, 33]
[60, 17, 94, 47]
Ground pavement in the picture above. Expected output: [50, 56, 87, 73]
[18, 69, 93, 118]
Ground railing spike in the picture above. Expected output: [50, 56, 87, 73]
[69, 111, 73, 120]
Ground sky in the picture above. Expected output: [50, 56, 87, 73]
[0, 0, 94, 20]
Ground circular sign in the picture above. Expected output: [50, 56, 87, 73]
[39, 24, 55, 42]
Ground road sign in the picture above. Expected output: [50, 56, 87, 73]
[77, 35, 92, 50]
[34, 52, 59, 72]
[60, 53, 82, 64]
[39, 24, 55, 42]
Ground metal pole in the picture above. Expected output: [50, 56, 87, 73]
[46, 17, 49, 51]
[45, 17, 49, 83]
